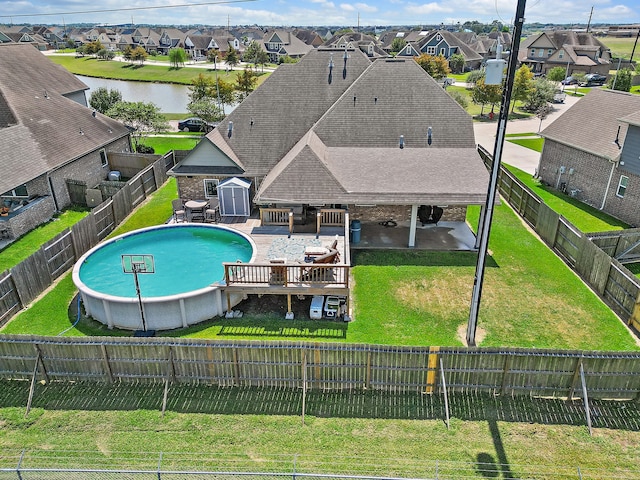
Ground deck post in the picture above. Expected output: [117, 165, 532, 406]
[409, 204, 418, 247]
[288, 212, 293, 238]
[440, 358, 450, 430]
[316, 211, 321, 238]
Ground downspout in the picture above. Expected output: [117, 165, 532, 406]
[47, 175, 60, 212]
[600, 159, 618, 211]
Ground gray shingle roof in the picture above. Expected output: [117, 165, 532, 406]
[540, 89, 640, 160]
[0, 43, 130, 193]
[180, 48, 488, 206]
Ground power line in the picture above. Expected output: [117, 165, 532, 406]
[0, 0, 257, 19]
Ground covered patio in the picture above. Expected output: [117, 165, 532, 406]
[351, 220, 477, 251]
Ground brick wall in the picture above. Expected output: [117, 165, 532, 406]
[348, 204, 467, 222]
[539, 140, 640, 226]
[4, 196, 56, 239]
[49, 137, 131, 209]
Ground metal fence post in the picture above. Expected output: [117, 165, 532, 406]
[293, 453, 298, 480]
[577, 466, 582, 480]
[157, 451, 163, 480]
[16, 449, 25, 480]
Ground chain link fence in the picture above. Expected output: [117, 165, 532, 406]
[1, 450, 639, 480]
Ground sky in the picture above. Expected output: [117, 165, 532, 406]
[1, 0, 640, 27]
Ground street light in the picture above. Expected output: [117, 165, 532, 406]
[467, 0, 528, 346]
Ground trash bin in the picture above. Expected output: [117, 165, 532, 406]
[350, 219, 361, 244]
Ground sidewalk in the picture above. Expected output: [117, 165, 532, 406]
[473, 94, 580, 175]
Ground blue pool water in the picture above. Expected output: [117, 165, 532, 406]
[78, 225, 253, 298]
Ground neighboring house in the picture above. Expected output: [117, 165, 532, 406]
[538, 89, 640, 227]
[184, 34, 215, 59]
[0, 43, 132, 239]
[168, 49, 489, 247]
[293, 29, 324, 49]
[131, 27, 161, 53]
[158, 28, 186, 55]
[519, 31, 612, 76]
[396, 30, 483, 71]
[322, 32, 387, 58]
[0, 28, 47, 50]
[262, 30, 313, 62]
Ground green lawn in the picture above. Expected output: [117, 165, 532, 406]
[141, 136, 201, 154]
[506, 136, 545, 152]
[0, 208, 89, 272]
[48, 55, 271, 87]
[3, 178, 637, 350]
[599, 36, 637, 59]
[505, 165, 629, 233]
[1, 381, 639, 477]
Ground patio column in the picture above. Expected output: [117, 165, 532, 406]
[409, 204, 418, 247]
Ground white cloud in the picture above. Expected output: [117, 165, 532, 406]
[341, 4, 356, 12]
[354, 3, 378, 13]
[405, 3, 455, 16]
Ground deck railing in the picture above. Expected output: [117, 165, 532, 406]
[260, 208, 291, 225]
[316, 208, 346, 234]
[223, 262, 349, 288]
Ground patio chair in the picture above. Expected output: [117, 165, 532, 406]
[172, 199, 186, 223]
[298, 248, 339, 282]
[269, 258, 287, 285]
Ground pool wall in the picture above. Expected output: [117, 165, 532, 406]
[73, 224, 255, 331]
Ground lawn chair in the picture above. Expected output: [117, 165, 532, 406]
[298, 248, 339, 282]
[172, 199, 186, 223]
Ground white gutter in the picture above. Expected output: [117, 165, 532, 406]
[600, 159, 618, 210]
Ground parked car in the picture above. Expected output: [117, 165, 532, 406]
[579, 74, 607, 87]
[177, 117, 217, 132]
[561, 76, 578, 85]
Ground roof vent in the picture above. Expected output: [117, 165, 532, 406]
[427, 126, 433, 146]
[374, 97, 378, 104]
[342, 47, 349, 79]
[353, 95, 357, 107]
[328, 53, 334, 84]
[399, 135, 404, 149]
[227, 121, 233, 138]
[92, 110, 97, 117]
[43, 90, 49, 99]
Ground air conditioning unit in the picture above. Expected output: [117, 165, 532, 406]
[569, 189, 580, 197]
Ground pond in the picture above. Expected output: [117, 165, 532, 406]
[78, 75, 191, 113]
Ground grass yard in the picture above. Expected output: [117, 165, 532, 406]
[0, 382, 639, 477]
[3, 177, 637, 350]
[0, 208, 89, 272]
[47, 55, 271, 87]
[141, 136, 201, 154]
[599, 36, 637, 59]
[505, 165, 629, 233]
[506, 136, 544, 152]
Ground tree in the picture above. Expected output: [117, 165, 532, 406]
[106, 101, 169, 151]
[511, 65, 534, 113]
[279, 55, 298, 64]
[122, 45, 133, 63]
[235, 68, 257, 100]
[414, 54, 451, 80]
[547, 66, 566, 82]
[168, 47, 187, 68]
[609, 69, 633, 92]
[189, 73, 216, 102]
[471, 77, 502, 116]
[217, 78, 236, 110]
[225, 46, 239, 69]
[465, 69, 485, 86]
[448, 90, 468, 109]
[131, 46, 148, 65]
[243, 41, 262, 68]
[187, 98, 224, 128]
[84, 40, 103, 55]
[208, 49, 220, 67]
[89, 87, 122, 114]
[536, 103, 551, 133]
[390, 38, 406, 54]
[255, 49, 270, 72]
[448, 53, 465, 74]
[523, 78, 556, 112]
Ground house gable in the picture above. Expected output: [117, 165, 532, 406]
[172, 138, 244, 176]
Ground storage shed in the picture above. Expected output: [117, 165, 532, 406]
[218, 177, 252, 217]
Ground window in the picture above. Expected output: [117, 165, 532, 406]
[204, 179, 219, 198]
[548, 49, 553, 57]
[617, 175, 629, 198]
[436, 34, 442, 40]
[530, 48, 535, 57]
[558, 50, 564, 59]
[539, 48, 544, 57]
[440, 47, 446, 55]
[426, 46, 436, 55]
[2, 185, 28, 198]
[99, 149, 108, 167]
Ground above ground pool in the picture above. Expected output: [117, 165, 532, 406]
[73, 224, 256, 331]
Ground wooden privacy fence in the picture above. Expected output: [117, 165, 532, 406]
[0, 153, 176, 328]
[478, 145, 640, 332]
[1, 336, 639, 400]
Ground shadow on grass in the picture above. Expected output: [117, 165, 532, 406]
[2, 381, 638, 431]
[352, 250, 498, 268]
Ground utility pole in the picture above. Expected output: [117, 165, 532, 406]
[466, 0, 527, 346]
[586, 6, 594, 33]
[630, 29, 640, 65]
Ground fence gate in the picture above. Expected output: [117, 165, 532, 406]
[66, 179, 87, 206]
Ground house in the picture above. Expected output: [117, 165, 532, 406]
[538, 89, 640, 227]
[518, 31, 612, 76]
[261, 30, 313, 63]
[0, 43, 131, 239]
[396, 30, 483, 71]
[168, 48, 490, 247]
[322, 32, 387, 58]
[158, 28, 187, 55]
[293, 29, 324, 49]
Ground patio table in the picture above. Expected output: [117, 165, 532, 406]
[185, 200, 208, 222]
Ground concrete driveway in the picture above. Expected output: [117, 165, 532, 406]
[473, 94, 580, 175]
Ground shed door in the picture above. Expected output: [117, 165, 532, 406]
[220, 186, 248, 216]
